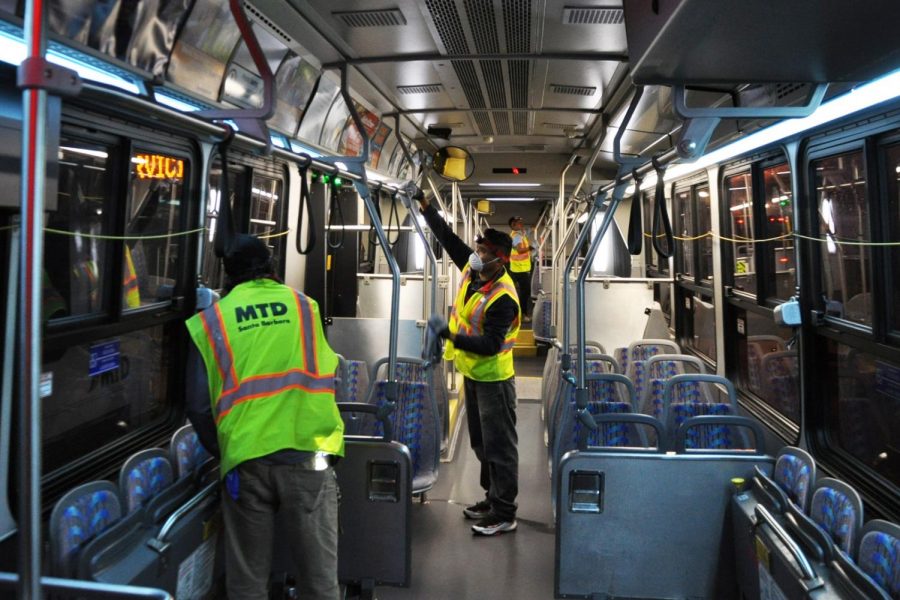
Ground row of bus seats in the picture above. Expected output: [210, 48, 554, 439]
[733, 446, 900, 599]
[48, 425, 219, 597]
[335, 354, 442, 494]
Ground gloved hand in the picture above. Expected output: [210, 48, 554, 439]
[427, 314, 451, 339]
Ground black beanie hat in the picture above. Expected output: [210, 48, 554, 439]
[223, 234, 273, 278]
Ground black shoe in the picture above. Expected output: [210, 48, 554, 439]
[463, 499, 491, 519]
[471, 514, 517, 536]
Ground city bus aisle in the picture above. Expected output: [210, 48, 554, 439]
[379, 356, 554, 600]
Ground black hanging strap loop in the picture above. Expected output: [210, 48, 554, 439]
[387, 190, 401, 246]
[651, 155, 674, 259]
[627, 168, 644, 255]
[295, 162, 316, 255]
[214, 127, 237, 259]
[327, 182, 345, 250]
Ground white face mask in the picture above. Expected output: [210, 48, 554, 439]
[468, 252, 498, 272]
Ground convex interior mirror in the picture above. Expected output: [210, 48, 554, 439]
[432, 146, 474, 182]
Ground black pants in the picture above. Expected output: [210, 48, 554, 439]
[464, 376, 518, 520]
[510, 269, 532, 317]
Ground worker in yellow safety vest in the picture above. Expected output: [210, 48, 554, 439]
[508, 216, 533, 322]
[417, 194, 521, 537]
[185, 234, 344, 599]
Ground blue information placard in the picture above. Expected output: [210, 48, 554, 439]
[89, 340, 120, 377]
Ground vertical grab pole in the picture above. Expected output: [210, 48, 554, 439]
[18, 2, 48, 596]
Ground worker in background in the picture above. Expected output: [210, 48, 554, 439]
[508, 216, 533, 323]
[419, 195, 521, 536]
[185, 234, 344, 600]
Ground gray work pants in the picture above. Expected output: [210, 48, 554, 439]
[221, 461, 339, 600]
[464, 376, 519, 520]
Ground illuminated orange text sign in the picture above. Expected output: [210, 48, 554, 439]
[134, 153, 184, 180]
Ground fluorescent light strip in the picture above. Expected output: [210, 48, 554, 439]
[483, 197, 537, 202]
[479, 182, 541, 188]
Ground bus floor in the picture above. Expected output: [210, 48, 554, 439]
[377, 356, 554, 600]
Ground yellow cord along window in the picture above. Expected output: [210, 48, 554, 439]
[124, 151, 188, 310]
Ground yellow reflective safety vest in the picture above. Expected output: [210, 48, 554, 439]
[123, 245, 141, 309]
[509, 231, 531, 273]
[185, 279, 344, 476]
[444, 266, 520, 382]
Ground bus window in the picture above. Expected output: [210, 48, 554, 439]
[690, 293, 716, 361]
[814, 150, 871, 327]
[44, 141, 112, 320]
[823, 341, 899, 488]
[740, 313, 799, 424]
[248, 174, 286, 271]
[676, 189, 694, 277]
[123, 150, 188, 310]
[697, 186, 713, 284]
[763, 164, 795, 300]
[202, 160, 242, 291]
[726, 173, 755, 295]
[886, 143, 900, 332]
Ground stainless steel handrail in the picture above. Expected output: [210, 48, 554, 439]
[0, 573, 173, 599]
[154, 482, 218, 544]
[755, 504, 820, 582]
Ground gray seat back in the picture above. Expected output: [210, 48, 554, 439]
[170, 424, 212, 480]
[118, 449, 174, 515]
[49, 481, 122, 578]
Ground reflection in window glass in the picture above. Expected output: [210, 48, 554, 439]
[824, 341, 900, 488]
[44, 142, 111, 320]
[676, 189, 694, 277]
[124, 151, 186, 309]
[689, 293, 716, 361]
[644, 191, 669, 272]
[202, 162, 240, 291]
[887, 144, 900, 331]
[814, 151, 871, 326]
[42, 325, 172, 473]
[249, 175, 285, 269]
[726, 173, 755, 294]
[764, 164, 796, 300]
[740, 313, 798, 423]
[697, 186, 713, 283]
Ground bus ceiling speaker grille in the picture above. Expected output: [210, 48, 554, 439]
[453, 60, 487, 109]
[473, 110, 495, 136]
[542, 122, 580, 129]
[243, 2, 293, 45]
[465, 0, 500, 54]
[425, 0, 470, 54]
[396, 83, 444, 95]
[503, 0, 532, 53]
[509, 59, 529, 109]
[333, 8, 407, 28]
[551, 84, 597, 96]
[562, 6, 624, 25]
[482, 59, 507, 108]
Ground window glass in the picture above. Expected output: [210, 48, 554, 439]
[887, 144, 900, 331]
[689, 292, 716, 361]
[726, 173, 755, 294]
[248, 175, 285, 270]
[814, 151, 871, 326]
[124, 151, 187, 310]
[823, 341, 900, 488]
[740, 313, 798, 423]
[697, 186, 713, 284]
[42, 325, 173, 473]
[676, 189, 694, 277]
[764, 164, 796, 300]
[202, 161, 239, 290]
[44, 142, 111, 320]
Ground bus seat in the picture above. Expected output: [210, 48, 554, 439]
[660, 374, 744, 450]
[170, 424, 212, 480]
[613, 347, 628, 374]
[746, 335, 786, 396]
[335, 355, 369, 404]
[370, 379, 440, 494]
[807, 477, 864, 559]
[532, 294, 552, 341]
[626, 339, 680, 365]
[639, 354, 708, 417]
[118, 449, 174, 516]
[49, 481, 122, 578]
[773, 446, 816, 513]
[854, 519, 900, 598]
[761, 350, 799, 421]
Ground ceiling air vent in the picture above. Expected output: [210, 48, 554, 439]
[551, 84, 596, 96]
[562, 6, 624, 25]
[397, 83, 444, 95]
[334, 8, 407, 28]
[541, 122, 578, 129]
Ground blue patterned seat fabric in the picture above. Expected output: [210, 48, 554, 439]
[124, 456, 174, 514]
[370, 380, 437, 492]
[809, 486, 859, 556]
[56, 488, 121, 577]
[670, 402, 735, 449]
[857, 526, 900, 599]
[342, 359, 369, 403]
[174, 429, 212, 479]
[613, 347, 628, 374]
[774, 453, 812, 510]
[576, 401, 634, 447]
